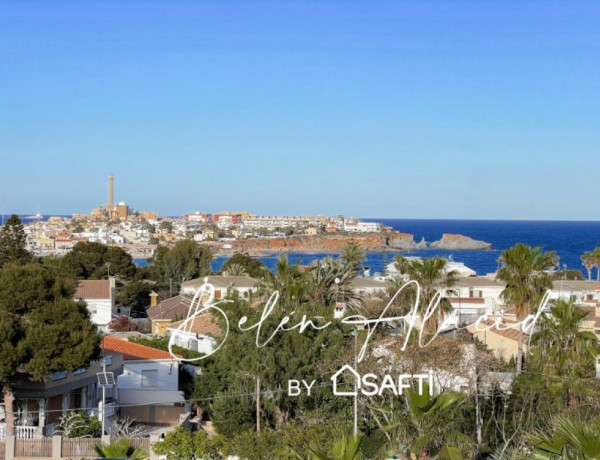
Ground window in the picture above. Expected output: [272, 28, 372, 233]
[52, 371, 67, 381]
[141, 369, 159, 388]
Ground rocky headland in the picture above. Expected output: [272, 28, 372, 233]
[203, 231, 492, 256]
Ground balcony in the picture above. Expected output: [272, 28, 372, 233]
[0, 424, 41, 440]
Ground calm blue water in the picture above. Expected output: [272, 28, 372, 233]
[12, 215, 598, 277]
[207, 220, 600, 277]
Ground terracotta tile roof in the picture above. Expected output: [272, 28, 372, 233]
[167, 313, 222, 337]
[580, 306, 600, 328]
[101, 336, 178, 360]
[147, 295, 193, 321]
[351, 278, 387, 289]
[478, 320, 523, 341]
[551, 280, 600, 291]
[449, 297, 485, 304]
[74, 280, 110, 300]
[456, 276, 506, 288]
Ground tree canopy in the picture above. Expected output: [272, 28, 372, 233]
[150, 240, 212, 291]
[58, 241, 137, 280]
[0, 263, 100, 435]
[220, 253, 267, 279]
[0, 214, 31, 268]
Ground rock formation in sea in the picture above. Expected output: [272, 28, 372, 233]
[429, 233, 492, 250]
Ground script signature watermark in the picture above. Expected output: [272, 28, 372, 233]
[168, 278, 550, 365]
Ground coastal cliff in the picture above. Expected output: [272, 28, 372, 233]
[228, 232, 423, 254]
[204, 231, 491, 255]
[429, 233, 492, 250]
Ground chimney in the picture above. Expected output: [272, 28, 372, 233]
[149, 291, 158, 307]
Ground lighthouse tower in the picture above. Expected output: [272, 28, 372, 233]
[108, 173, 114, 210]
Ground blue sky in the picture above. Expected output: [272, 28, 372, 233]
[1, 1, 599, 219]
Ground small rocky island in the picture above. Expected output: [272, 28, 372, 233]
[429, 233, 493, 250]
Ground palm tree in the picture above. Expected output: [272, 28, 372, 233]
[497, 243, 558, 373]
[391, 385, 474, 459]
[593, 247, 600, 282]
[308, 432, 365, 460]
[404, 257, 459, 333]
[94, 438, 147, 460]
[581, 251, 594, 281]
[393, 255, 410, 275]
[531, 299, 600, 379]
[259, 254, 309, 312]
[306, 256, 362, 314]
[340, 243, 366, 274]
[527, 415, 600, 459]
[223, 262, 248, 277]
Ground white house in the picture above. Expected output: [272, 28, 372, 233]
[74, 279, 116, 331]
[180, 275, 259, 299]
[166, 313, 222, 355]
[386, 257, 477, 279]
[548, 280, 600, 304]
[101, 337, 184, 405]
[350, 277, 388, 297]
[448, 276, 507, 319]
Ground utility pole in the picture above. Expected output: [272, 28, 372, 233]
[475, 360, 482, 455]
[353, 327, 358, 437]
[256, 377, 261, 433]
[96, 358, 114, 443]
[101, 359, 107, 440]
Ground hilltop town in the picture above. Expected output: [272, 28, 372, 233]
[17, 174, 491, 259]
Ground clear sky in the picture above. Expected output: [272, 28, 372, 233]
[1, 1, 599, 219]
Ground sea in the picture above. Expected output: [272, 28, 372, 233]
[11, 215, 600, 278]
[211, 219, 600, 278]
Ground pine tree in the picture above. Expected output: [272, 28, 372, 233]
[0, 214, 31, 268]
[0, 263, 100, 436]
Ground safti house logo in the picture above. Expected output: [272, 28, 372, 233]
[331, 364, 361, 396]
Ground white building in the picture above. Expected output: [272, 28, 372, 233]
[166, 313, 222, 355]
[180, 275, 259, 299]
[242, 215, 322, 231]
[343, 221, 382, 233]
[448, 276, 507, 319]
[101, 337, 184, 407]
[74, 279, 116, 331]
[386, 257, 477, 279]
[350, 277, 388, 296]
[548, 280, 600, 304]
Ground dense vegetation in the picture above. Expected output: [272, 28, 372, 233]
[175, 245, 600, 459]
[4, 214, 600, 458]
